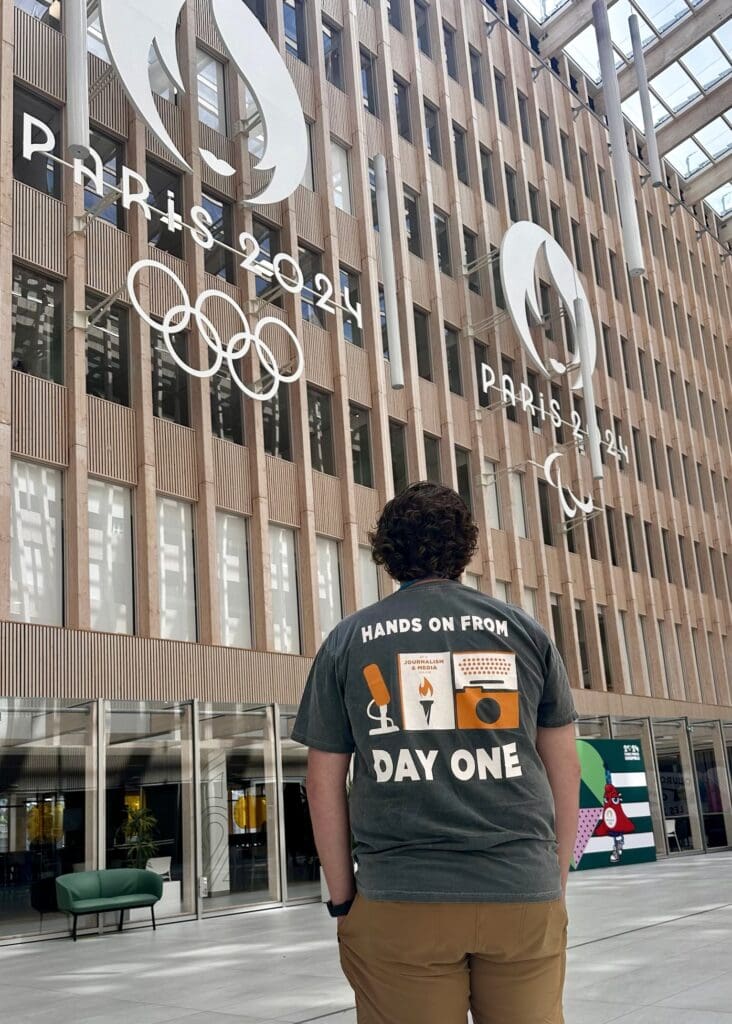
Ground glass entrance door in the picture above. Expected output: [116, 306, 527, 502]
[690, 721, 732, 849]
[611, 717, 666, 856]
[198, 704, 279, 912]
[280, 711, 321, 902]
[653, 718, 704, 853]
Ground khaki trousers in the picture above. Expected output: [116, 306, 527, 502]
[338, 894, 567, 1024]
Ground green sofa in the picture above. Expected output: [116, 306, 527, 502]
[55, 868, 163, 941]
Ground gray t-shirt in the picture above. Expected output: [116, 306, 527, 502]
[292, 579, 577, 903]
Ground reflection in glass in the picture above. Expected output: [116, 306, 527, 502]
[691, 723, 731, 849]
[0, 699, 95, 939]
[654, 719, 703, 852]
[280, 712, 321, 900]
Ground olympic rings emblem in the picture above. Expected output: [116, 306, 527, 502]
[127, 259, 305, 402]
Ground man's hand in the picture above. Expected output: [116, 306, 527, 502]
[536, 724, 581, 899]
[305, 749, 356, 905]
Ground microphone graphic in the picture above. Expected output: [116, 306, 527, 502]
[363, 664, 400, 736]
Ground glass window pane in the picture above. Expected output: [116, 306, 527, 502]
[331, 140, 352, 214]
[197, 48, 226, 133]
[88, 481, 134, 634]
[151, 329, 189, 425]
[10, 459, 64, 626]
[86, 299, 129, 405]
[13, 86, 62, 197]
[389, 420, 408, 494]
[308, 387, 335, 475]
[317, 536, 342, 640]
[158, 497, 197, 642]
[262, 378, 292, 460]
[350, 405, 373, 487]
[217, 512, 252, 649]
[202, 194, 235, 282]
[12, 265, 63, 383]
[269, 525, 300, 653]
[509, 471, 527, 537]
[359, 545, 380, 607]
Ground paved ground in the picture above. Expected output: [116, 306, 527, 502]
[2, 853, 731, 1023]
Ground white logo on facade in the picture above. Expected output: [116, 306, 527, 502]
[98, 0, 307, 204]
[127, 260, 304, 401]
[500, 222, 596, 393]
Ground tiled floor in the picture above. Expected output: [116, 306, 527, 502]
[2, 853, 731, 1023]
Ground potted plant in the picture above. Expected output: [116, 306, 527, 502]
[117, 806, 158, 870]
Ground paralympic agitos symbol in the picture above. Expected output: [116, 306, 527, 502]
[97, 0, 308, 205]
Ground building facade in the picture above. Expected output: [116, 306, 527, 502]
[1, 0, 731, 943]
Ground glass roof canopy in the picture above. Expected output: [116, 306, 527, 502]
[514, 0, 732, 220]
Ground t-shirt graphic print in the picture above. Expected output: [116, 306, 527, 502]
[292, 579, 578, 903]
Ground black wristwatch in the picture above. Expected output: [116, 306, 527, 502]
[327, 897, 355, 918]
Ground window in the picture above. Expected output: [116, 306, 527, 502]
[88, 481, 134, 635]
[262, 376, 292, 460]
[283, 0, 307, 61]
[502, 356, 517, 423]
[216, 512, 252, 649]
[302, 121, 315, 190]
[414, 307, 432, 380]
[539, 480, 553, 546]
[158, 497, 197, 642]
[244, 0, 267, 26]
[210, 366, 244, 445]
[551, 595, 566, 663]
[455, 448, 472, 512]
[415, 0, 431, 56]
[591, 235, 602, 286]
[13, 86, 61, 198]
[495, 580, 510, 603]
[571, 219, 583, 272]
[359, 545, 380, 607]
[540, 112, 552, 163]
[517, 91, 531, 145]
[308, 387, 335, 475]
[15, 0, 60, 27]
[86, 297, 129, 406]
[484, 459, 501, 529]
[340, 267, 362, 346]
[379, 285, 388, 357]
[146, 160, 184, 258]
[84, 131, 125, 228]
[491, 244, 505, 309]
[597, 606, 612, 689]
[465, 572, 480, 591]
[504, 165, 519, 222]
[550, 202, 562, 244]
[388, 0, 403, 31]
[480, 146, 496, 204]
[494, 71, 509, 125]
[626, 514, 638, 572]
[620, 337, 632, 389]
[202, 193, 235, 282]
[464, 229, 480, 294]
[608, 250, 620, 300]
[598, 165, 609, 213]
[394, 76, 412, 140]
[350, 405, 373, 487]
[317, 537, 342, 641]
[424, 434, 441, 483]
[434, 208, 452, 276]
[445, 325, 462, 395]
[390, 420, 408, 494]
[474, 341, 490, 409]
[453, 123, 469, 185]
[643, 523, 656, 578]
[330, 139, 352, 214]
[529, 185, 541, 226]
[151, 327, 189, 425]
[270, 525, 300, 653]
[443, 22, 458, 79]
[368, 159, 379, 228]
[197, 48, 226, 133]
[575, 601, 590, 688]
[424, 102, 441, 163]
[12, 265, 63, 382]
[601, 325, 613, 378]
[560, 130, 572, 180]
[404, 187, 422, 257]
[10, 459, 63, 626]
[579, 148, 592, 198]
[361, 49, 378, 115]
[252, 218, 282, 304]
[632, 429, 644, 482]
[323, 20, 344, 90]
[606, 507, 619, 566]
[299, 246, 326, 327]
[470, 48, 484, 103]
[662, 528, 673, 583]
[509, 472, 527, 538]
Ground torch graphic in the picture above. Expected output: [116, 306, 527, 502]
[419, 678, 434, 725]
[363, 664, 400, 736]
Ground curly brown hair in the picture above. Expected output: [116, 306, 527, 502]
[369, 482, 479, 582]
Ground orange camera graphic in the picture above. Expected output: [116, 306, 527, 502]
[452, 652, 519, 730]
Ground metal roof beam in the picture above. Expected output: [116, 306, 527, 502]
[657, 75, 732, 154]
[684, 151, 732, 204]
[539, 0, 594, 56]
[618, 0, 730, 101]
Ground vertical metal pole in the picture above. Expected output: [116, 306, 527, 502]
[66, 0, 90, 159]
[374, 154, 405, 390]
[574, 297, 604, 481]
[96, 699, 106, 934]
[629, 14, 663, 187]
[592, 1, 645, 277]
[191, 698, 203, 920]
[272, 704, 289, 905]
